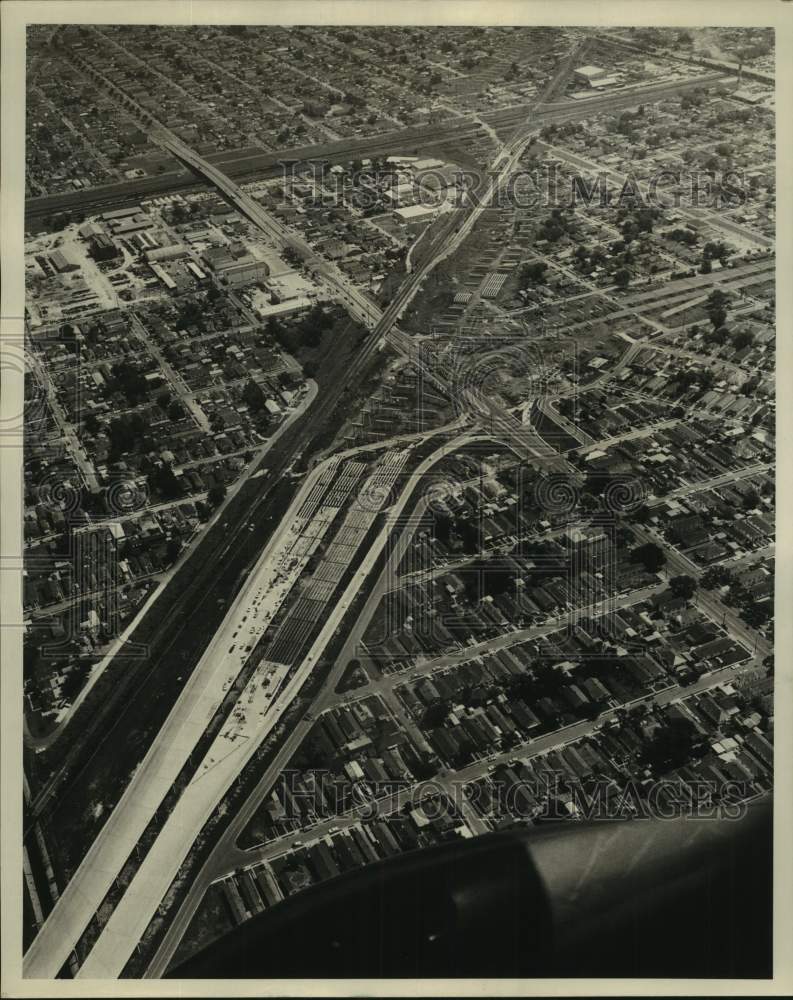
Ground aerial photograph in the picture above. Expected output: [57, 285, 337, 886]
[17, 17, 776, 985]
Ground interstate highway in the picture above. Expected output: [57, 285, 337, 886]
[25, 71, 727, 230]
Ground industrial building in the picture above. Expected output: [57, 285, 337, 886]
[573, 65, 607, 86]
[393, 204, 439, 228]
[89, 234, 121, 263]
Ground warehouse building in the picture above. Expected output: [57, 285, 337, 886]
[393, 203, 439, 228]
[573, 64, 607, 86]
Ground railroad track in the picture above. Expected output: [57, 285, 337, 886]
[25, 72, 729, 229]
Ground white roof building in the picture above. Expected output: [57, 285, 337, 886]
[412, 157, 445, 172]
[394, 204, 438, 223]
[574, 64, 607, 83]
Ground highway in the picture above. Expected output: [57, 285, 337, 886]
[23, 447, 375, 977]
[25, 70, 729, 230]
[25, 381, 320, 759]
[74, 435, 475, 978]
[155, 119, 571, 469]
[23, 40, 742, 975]
[143, 483, 448, 975]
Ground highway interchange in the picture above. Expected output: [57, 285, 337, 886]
[21, 30, 774, 980]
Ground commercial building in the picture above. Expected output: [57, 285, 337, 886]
[220, 256, 269, 287]
[89, 234, 121, 263]
[101, 205, 143, 222]
[573, 65, 607, 86]
[266, 269, 317, 303]
[145, 244, 187, 263]
[148, 262, 176, 290]
[201, 247, 269, 287]
[588, 75, 619, 89]
[78, 222, 106, 240]
[49, 249, 78, 273]
[393, 204, 439, 228]
[186, 261, 208, 282]
[412, 157, 445, 172]
[384, 181, 416, 206]
[113, 215, 156, 235]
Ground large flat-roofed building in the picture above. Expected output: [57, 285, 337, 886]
[49, 249, 78, 273]
[101, 205, 143, 222]
[411, 157, 445, 172]
[219, 256, 269, 287]
[89, 234, 121, 262]
[266, 269, 317, 303]
[201, 247, 268, 286]
[393, 203, 439, 227]
[573, 64, 607, 86]
[589, 75, 619, 89]
[149, 262, 176, 290]
[145, 243, 187, 263]
[112, 214, 155, 235]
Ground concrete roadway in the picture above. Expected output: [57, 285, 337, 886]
[619, 258, 775, 306]
[70, 434, 476, 977]
[24, 380, 318, 762]
[23, 442, 360, 978]
[645, 462, 773, 507]
[142, 435, 480, 975]
[29, 53, 743, 975]
[159, 108, 574, 472]
[322, 584, 666, 712]
[144, 580, 663, 975]
[25, 70, 726, 227]
[29, 84, 556, 978]
[142, 464, 774, 972]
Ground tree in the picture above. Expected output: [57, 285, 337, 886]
[641, 717, 698, 774]
[167, 400, 185, 422]
[631, 542, 666, 574]
[423, 702, 450, 728]
[207, 483, 227, 508]
[108, 412, 147, 459]
[703, 241, 731, 263]
[242, 379, 266, 413]
[630, 504, 652, 525]
[669, 575, 697, 601]
[706, 289, 729, 329]
[614, 268, 631, 290]
[520, 261, 547, 286]
[743, 602, 771, 629]
[83, 412, 101, 435]
[709, 307, 727, 330]
[701, 566, 734, 590]
[149, 463, 181, 500]
[705, 325, 728, 347]
[742, 488, 761, 511]
[108, 362, 149, 405]
[166, 536, 183, 562]
[731, 329, 755, 351]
